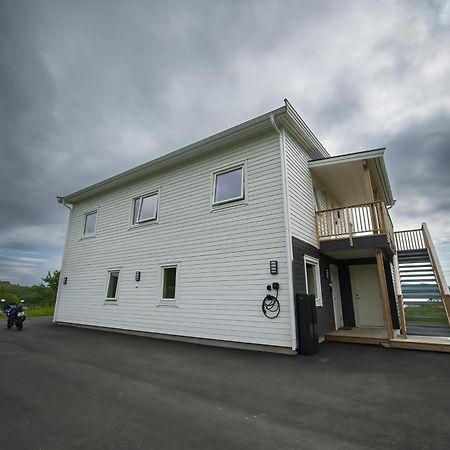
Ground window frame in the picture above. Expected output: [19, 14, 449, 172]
[304, 255, 323, 307]
[82, 209, 98, 238]
[130, 190, 160, 227]
[212, 164, 245, 206]
[159, 263, 179, 305]
[105, 269, 121, 302]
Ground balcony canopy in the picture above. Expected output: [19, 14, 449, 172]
[308, 148, 395, 207]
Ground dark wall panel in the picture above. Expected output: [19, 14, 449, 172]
[292, 237, 336, 338]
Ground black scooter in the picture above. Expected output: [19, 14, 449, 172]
[1, 299, 27, 331]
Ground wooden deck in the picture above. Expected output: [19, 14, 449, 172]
[326, 327, 450, 353]
[390, 335, 450, 353]
[325, 327, 390, 345]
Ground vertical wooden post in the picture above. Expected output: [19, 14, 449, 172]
[315, 212, 321, 247]
[376, 250, 394, 340]
[363, 160, 378, 234]
[397, 295, 407, 338]
[345, 207, 353, 246]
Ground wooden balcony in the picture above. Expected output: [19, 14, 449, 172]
[315, 201, 395, 250]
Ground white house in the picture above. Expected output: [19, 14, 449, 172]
[54, 100, 450, 353]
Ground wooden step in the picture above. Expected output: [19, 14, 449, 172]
[399, 262, 431, 266]
[403, 293, 441, 299]
[398, 250, 429, 257]
[400, 275, 436, 280]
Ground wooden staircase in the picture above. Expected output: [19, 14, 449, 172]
[395, 225, 450, 337]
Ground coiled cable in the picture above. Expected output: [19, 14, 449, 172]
[262, 290, 280, 319]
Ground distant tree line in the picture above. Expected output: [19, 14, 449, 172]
[0, 270, 60, 306]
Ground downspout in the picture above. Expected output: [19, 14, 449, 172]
[57, 196, 73, 211]
[270, 114, 297, 351]
[54, 196, 73, 322]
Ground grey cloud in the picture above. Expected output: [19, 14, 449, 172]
[1, 0, 450, 284]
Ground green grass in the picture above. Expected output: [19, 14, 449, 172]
[26, 306, 55, 317]
[1, 305, 55, 320]
[406, 316, 449, 323]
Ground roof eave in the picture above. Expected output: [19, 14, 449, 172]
[308, 148, 386, 168]
[59, 100, 330, 204]
[60, 105, 287, 203]
[308, 148, 395, 207]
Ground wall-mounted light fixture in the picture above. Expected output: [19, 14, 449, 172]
[270, 260, 278, 275]
[63, 276, 68, 285]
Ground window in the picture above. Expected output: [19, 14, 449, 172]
[161, 266, 177, 301]
[106, 270, 120, 300]
[213, 166, 244, 204]
[304, 256, 323, 307]
[83, 211, 97, 236]
[132, 193, 158, 224]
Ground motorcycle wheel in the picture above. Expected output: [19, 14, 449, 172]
[16, 321, 23, 331]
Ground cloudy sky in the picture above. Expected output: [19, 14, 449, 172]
[1, 0, 450, 285]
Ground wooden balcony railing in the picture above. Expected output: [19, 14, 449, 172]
[394, 228, 425, 251]
[315, 201, 395, 248]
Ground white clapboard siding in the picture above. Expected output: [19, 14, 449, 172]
[284, 131, 318, 247]
[315, 189, 328, 211]
[56, 131, 293, 348]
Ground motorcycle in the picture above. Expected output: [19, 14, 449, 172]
[1, 299, 27, 331]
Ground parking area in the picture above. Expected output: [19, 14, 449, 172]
[1, 317, 449, 450]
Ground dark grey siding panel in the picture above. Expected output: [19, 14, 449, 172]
[292, 237, 399, 336]
[338, 264, 356, 327]
[292, 237, 336, 338]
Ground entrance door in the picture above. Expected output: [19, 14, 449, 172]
[330, 264, 343, 329]
[350, 265, 384, 327]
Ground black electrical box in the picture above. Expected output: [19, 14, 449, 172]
[295, 294, 319, 356]
[135, 271, 141, 282]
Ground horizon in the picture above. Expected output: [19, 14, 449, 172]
[1, 0, 450, 285]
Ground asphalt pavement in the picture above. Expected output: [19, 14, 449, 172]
[0, 317, 449, 450]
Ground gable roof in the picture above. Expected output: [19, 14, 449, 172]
[58, 99, 329, 204]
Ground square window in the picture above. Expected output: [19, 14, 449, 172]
[106, 270, 120, 300]
[213, 166, 244, 204]
[83, 211, 97, 236]
[133, 193, 158, 224]
[161, 266, 177, 300]
[304, 256, 323, 307]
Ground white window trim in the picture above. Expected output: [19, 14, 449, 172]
[304, 255, 323, 307]
[129, 189, 160, 228]
[81, 208, 98, 239]
[159, 263, 179, 305]
[105, 268, 121, 302]
[212, 163, 246, 206]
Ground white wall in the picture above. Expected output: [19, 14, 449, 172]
[284, 131, 318, 247]
[55, 131, 293, 348]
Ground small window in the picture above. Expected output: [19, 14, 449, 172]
[83, 211, 97, 236]
[133, 193, 158, 224]
[304, 256, 323, 307]
[161, 266, 177, 301]
[106, 270, 120, 300]
[213, 166, 244, 204]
